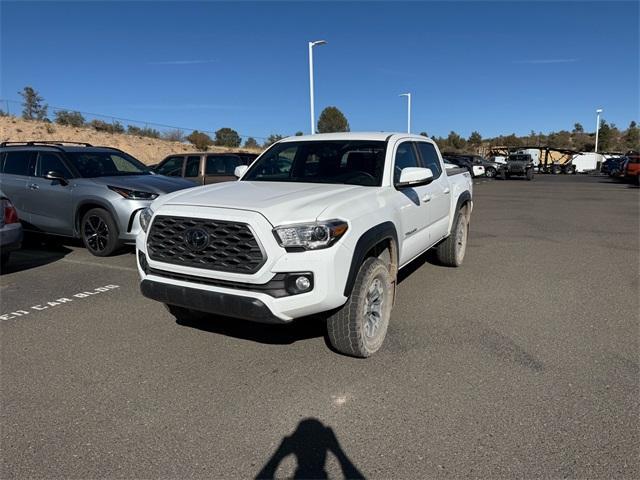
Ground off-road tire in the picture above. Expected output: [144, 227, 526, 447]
[526, 168, 534, 181]
[81, 208, 122, 257]
[436, 209, 469, 267]
[327, 257, 393, 358]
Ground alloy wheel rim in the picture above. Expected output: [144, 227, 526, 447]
[84, 216, 109, 252]
[364, 278, 384, 338]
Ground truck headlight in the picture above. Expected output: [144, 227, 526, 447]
[139, 207, 153, 233]
[274, 220, 348, 250]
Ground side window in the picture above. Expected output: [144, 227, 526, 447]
[37, 152, 73, 178]
[206, 155, 241, 175]
[2, 151, 33, 176]
[156, 156, 184, 177]
[416, 142, 443, 178]
[185, 156, 201, 177]
[394, 142, 420, 184]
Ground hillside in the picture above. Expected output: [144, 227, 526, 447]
[0, 116, 260, 165]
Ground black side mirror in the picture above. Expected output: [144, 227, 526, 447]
[45, 171, 69, 186]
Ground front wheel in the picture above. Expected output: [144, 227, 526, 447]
[81, 208, 122, 256]
[436, 210, 469, 267]
[485, 167, 497, 178]
[526, 168, 534, 181]
[327, 257, 393, 358]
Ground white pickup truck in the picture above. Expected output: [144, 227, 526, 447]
[136, 133, 473, 357]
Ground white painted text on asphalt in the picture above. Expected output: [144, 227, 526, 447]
[1, 285, 120, 321]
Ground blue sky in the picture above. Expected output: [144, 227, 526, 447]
[1, 1, 638, 141]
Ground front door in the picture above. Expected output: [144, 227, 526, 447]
[23, 152, 75, 235]
[392, 141, 432, 266]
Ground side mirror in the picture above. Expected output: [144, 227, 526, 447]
[234, 165, 248, 178]
[45, 170, 69, 186]
[397, 167, 433, 187]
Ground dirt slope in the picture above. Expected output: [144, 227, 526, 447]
[0, 116, 259, 165]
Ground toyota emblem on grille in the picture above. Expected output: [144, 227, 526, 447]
[184, 227, 210, 251]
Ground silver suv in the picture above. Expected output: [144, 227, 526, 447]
[0, 141, 195, 256]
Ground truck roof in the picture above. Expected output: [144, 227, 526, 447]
[279, 132, 430, 143]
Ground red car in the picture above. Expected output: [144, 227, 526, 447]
[623, 150, 640, 184]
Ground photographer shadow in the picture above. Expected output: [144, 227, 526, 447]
[256, 418, 365, 479]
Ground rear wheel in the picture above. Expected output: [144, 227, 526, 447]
[526, 168, 534, 181]
[485, 167, 497, 178]
[327, 257, 393, 358]
[81, 208, 122, 257]
[436, 209, 469, 267]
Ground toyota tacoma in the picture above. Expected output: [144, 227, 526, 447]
[136, 133, 473, 357]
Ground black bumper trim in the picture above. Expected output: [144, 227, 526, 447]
[140, 279, 288, 324]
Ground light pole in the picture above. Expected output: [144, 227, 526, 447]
[308, 40, 327, 135]
[595, 108, 603, 153]
[399, 93, 411, 133]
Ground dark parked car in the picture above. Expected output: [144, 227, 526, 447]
[0, 141, 194, 256]
[154, 152, 259, 185]
[443, 153, 500, 178]
[601, 157, 627, 176]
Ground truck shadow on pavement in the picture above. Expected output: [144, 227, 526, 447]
[175, 314, 327, 345]
[1, 240, 73, 275]
[256, 418, 365, 480]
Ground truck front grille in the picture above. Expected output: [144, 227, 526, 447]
[147, 215, 265, 274]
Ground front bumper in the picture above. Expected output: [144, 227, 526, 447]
[140, 279, 286, 324]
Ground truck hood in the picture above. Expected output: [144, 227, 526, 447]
[156, 181, 366, 226]
[88, 174, 196, 193]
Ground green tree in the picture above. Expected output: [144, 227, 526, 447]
[54, 110, 85, 127]
[19, 86, 48, 120]
[317, 106, 350, 133]
[186, 130, 213, 151]
[243, 137, 260, 149]
[214, 127, 241, 148]
[446, 131, 466, 151]
[468, 131, 482, 149]
[263, 134, 284, 148]
[573, 123, 584, 133]
[547, 130, 572, 149]
[623, 121, 639, 150]
[295, 131, 304, 136]
[419, 132, 428, 137]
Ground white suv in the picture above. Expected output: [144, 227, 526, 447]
[137, 133, 473, 357]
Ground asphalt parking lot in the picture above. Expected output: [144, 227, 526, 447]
[1, 175, 638, 478]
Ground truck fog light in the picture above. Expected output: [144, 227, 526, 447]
[295, 276, 311, 291]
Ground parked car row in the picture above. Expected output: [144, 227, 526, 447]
[601, 151, 640, 184]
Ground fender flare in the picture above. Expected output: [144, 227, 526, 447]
[343, 221, 399, 297]
[454, 190, 472, 214]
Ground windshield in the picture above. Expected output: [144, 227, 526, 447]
[242, 140, 386, 186]
[66, 151, 150, 178]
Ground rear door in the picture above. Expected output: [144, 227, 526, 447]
[184, 155, 203, 184]
[0, 150, 35, 221]
[416, 141, 450, 242]
[23, 151, 75, 235]
[204, 155, 242, 184]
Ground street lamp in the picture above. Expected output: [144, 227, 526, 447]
[308, 40, 327, 135]
[399, 93, 411, 133]
[595, 108, 603, 153]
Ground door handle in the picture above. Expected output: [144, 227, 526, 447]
[443, 187, 450, 194]
[422, 194, 432, 203]
[29, 183, 39, 190]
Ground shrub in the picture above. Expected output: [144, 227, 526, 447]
[187, 130, 213, 151]
[54, 110, 85, 127]
[243, 137, 260, 149]
[162, 129, 186, 142]
[127, 125, 161, 138]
